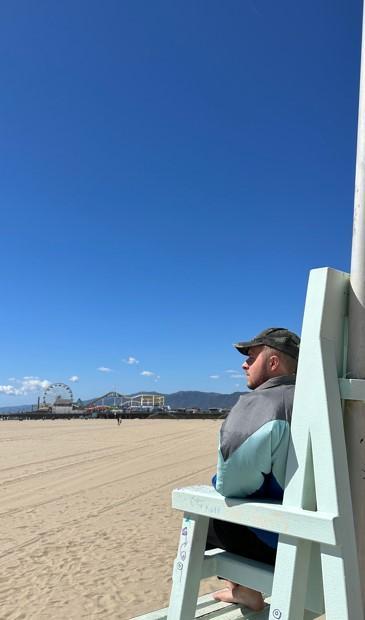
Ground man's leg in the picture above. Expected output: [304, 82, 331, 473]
[206, 519, 276, 610]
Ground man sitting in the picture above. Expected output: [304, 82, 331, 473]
[208, 327, 300, 611]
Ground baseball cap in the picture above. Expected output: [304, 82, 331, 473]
[234, 327, 300, 360]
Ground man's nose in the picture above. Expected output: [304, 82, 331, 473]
[242, 360, 248, 370]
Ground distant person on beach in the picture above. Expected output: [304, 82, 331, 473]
[208, 327, 300, 612]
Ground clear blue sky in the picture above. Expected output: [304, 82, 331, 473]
[1, 0, 362, 405]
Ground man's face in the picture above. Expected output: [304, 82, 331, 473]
[242, 346, 272, 390]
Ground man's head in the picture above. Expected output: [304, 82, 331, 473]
[234, 327, 300, 390]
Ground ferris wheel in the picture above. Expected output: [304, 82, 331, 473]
[43, 383, 73, 406]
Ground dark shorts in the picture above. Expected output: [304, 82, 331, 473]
[206, 518, 276, 566]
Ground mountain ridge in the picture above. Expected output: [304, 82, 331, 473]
[0, 390, 244, 413]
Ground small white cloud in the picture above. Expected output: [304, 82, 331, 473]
[209, 375, 220, 379]
[225, 369, 237, 374]
[123, 356, 139, 365]
[69, 375, 79, 383]
[230, 374, 243, 379]
[22, 378, 50, 391]
[98, 367, 112, 373]
[0, 377, 51, 396]
[7, 377, 16, 382]
[0, 385, 22, 395]
[141, 370, 160, 380]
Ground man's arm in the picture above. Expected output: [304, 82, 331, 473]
[214, 418, 289, 498]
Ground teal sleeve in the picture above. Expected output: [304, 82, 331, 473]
[215, 419, 289, 498]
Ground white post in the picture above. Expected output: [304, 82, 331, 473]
[346, 0, 365, 611]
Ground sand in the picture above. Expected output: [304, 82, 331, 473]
[0, 418, 222, 619]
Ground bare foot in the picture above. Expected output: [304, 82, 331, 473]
[213, 580, 265, 611]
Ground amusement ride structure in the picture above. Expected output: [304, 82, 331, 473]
[39, 384, 165, 414]
[87, 391, 165, 410]
[43, 383, 73, 407]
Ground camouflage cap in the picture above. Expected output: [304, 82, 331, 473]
[234, 327, 300, 360]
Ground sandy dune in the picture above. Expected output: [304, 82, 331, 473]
[0, 419, 221, 619]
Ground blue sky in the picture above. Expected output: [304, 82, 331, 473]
[1, 0, 363, 405]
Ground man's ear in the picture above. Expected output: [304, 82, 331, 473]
[270, 355, 280, 371]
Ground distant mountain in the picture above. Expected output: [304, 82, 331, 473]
[82, 390, 243, 409]
[0, 390, 244, 414]
[83, 391, 242, 409]
[0, 404, 34, 413]
[165, 391, 242, 409]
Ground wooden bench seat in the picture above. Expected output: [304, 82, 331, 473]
[172, 485, 338, 545]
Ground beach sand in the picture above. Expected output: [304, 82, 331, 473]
[0, 418, 222, 619]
